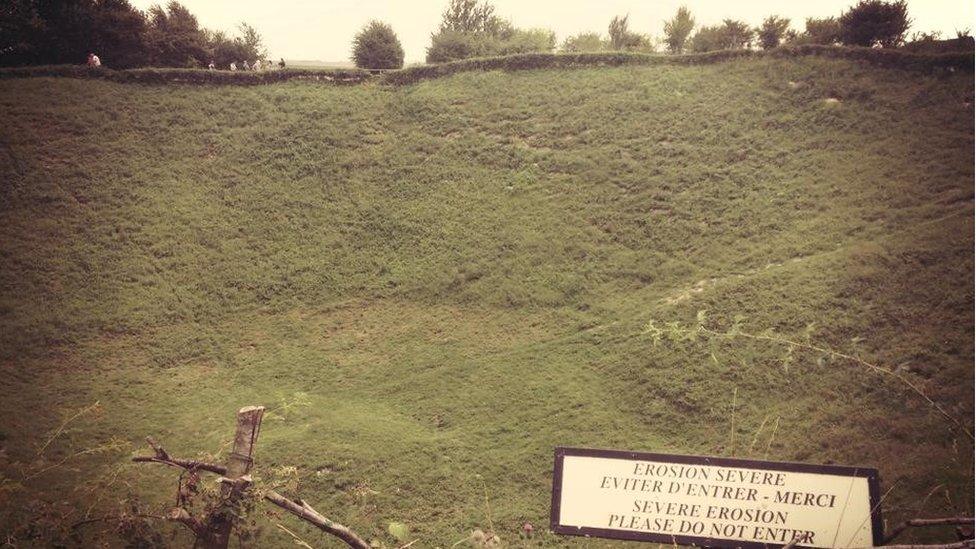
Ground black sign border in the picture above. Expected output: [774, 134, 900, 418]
[550, 447, 883, 548]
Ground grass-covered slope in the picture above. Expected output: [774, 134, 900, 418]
[0, 57, 973, 546]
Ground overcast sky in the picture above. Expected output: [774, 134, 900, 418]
[129, 0, 975, 64]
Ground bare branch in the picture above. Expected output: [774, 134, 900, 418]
[132, 437, 228, 475]
[265, 490, 370, 549]
[884, 518, 976, 544]
[146, 436, 170, 460]
[132, 455, 228, 475]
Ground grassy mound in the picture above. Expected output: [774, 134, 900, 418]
[0, 55, 972, 546]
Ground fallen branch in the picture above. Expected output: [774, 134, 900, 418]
[133, 438, 369, 549]
[264, 490, 370, 549]
[145, 436, 169, 460]
[132, 437, 228, 475]
[131, 455, 227, 475]
[884, 518, 976, 544]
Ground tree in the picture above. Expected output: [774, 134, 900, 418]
[439, 0, 496, 34]
[839, 0, 911, 47]
[690, 19, 753, 52]
[91, 0, 149, 68]
[608, 15, 654, 52]
[2, 1, 95, 65]
[427, 0, 554, 62]
[207, 24, 265, 68]
[236, 22, 266, 60]
[720, 19, 753, 49]
[0, 0, 59, 66]
[351, 20, 404, 69]
[482, 15, 515, 39]
[663, 6, 695, 54]
[757, 16, 790, 50]
[0, 0, 148, 67]
[690, 25, 724, 52]
[0, 0, 265, 68]
[145, 1, 210, 67]
[608, 15, 630, 50]
[561, 32, 607, 53]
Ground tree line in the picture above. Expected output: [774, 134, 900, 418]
[353, 0, 945, 70]
[0, 0, 265, 69]
[1, 0, 959, 71]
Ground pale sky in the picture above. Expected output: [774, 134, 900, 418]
[129, 0, 975, 64]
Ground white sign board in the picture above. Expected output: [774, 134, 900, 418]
[550, 448, 881, 548]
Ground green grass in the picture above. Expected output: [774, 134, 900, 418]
[0, 56, 972, 547]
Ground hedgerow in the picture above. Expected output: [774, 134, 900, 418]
[382, 45, 973, 85]
[0, 45, 970, 87]
[0, 65, 374, 85]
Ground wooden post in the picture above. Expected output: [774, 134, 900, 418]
[208, 405, 265, 548]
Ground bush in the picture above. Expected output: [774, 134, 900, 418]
[496, 28, 556, 55]
[352, 20, 404, 69]
[663, 6, 695, 54]
[903, 35, 975, 54]
[757, 16, 791, 50]
[788, 17, 843, 46]
[689, 26, 724, 53]
[561, 32, 607, 53]
[839, 0, 911, 47]
[426, 30, 496, 63]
